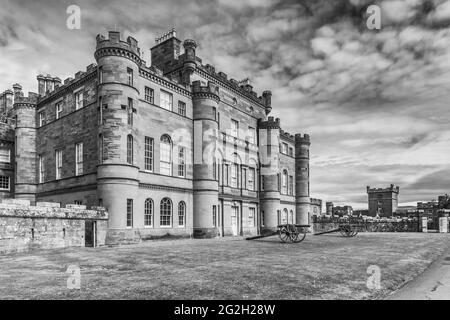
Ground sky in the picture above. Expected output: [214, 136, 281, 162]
[1, 0, 450, 209]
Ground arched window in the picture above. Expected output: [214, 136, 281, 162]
[160, 198, 172, 227]
[178, 201, 186, 227]
[282, 208, 288, 224]
[144, 198, 153, 227]
[127, 134, 133, 164]
[290, 210, 294, 224]
[160, 135, 172, 175]
[282, 169, 288, 194]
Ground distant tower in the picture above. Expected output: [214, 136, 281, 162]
[182, 39, 197, 85]
[326, 202, 334, 216]
[367, 184, 400, 217]
[295, 134, 311, 225]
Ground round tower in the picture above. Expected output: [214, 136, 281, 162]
[192, 80, 219, 238]
[13, 89, 38, 203]
[182, 39, 197, 85]
[295, 133, 311, 225]
[94, 31, 141, 243]
[259, 116, 281, 232]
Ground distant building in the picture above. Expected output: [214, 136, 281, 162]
[310, 198, 322, 217]
[367, 184, 399, 217]
[325, 202, 333, 215]
[333, 205, 353, 216]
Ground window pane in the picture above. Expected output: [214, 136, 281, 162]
[0, 148, 10, 163]
[127, 199, 133, 227]
[144, 198, 153, 226]
[160, 90, 173, 111]
[0, 176, 10, 190]
[160, 136, 172, 175]
[160, 198, 172, 226]
[145, 137, 154, 171]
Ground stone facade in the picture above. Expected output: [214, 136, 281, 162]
[367, 184, 399, 217]
[0, 30, 312, 244]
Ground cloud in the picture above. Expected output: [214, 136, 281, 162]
[0, 0, 449, 209]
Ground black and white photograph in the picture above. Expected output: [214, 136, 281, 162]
[1, 0, 450, 309]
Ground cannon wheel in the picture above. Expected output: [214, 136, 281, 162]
[294, 228, 307, 243]
[279, 226, 293, 243]
[339, 225, 358, 237]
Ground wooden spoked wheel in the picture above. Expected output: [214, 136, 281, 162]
[279, 226, 294, 243]
[339, 225, 358, 237]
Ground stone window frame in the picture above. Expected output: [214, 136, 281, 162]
[55, 101, 63, 120]
[178, 100, 186, 116]
[75, 142, 83, 176]
[160, 135, 172, 176]
[38, 155, 44, 183]
[282, 169, 288, 194]
[55, 148, 63, 180]
[212, 205, 217, 227]
[144, 86, 154, 104]
[126, 198, 133, 228]
[248, 207, 255, 227]
[177, 146, 185, 177]
[127, 67, 133, 86]
[74, 87, 84, 110]
[0, 176, 10, 190]
[178, 201, 186, 227]
[144, 136, 154, 172]
[160, 89, 173, 111]
[144, 198, 153, 227]
[160, 197, 172, 227]
[127, 135, 133, 165]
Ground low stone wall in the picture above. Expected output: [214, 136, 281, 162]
[0, 199, 108, 254]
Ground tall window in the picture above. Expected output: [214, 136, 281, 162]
[289, 147, 293, 157]
[144, 137, 154, 171]
[282, 170, 288, 194]
[38, 155, 44, 183]
[212, 107, 217, 120]
[289, 176, 293, 195]
[249, 207, 255, 227]
[127, 67, 133, 86]
[145, 87, 154, 104]
[223, 164, 229, 186]
[127, 98, 133, 126]
[231, 119, 239, 138]
[98, 134, 104, 164]
[144, 198, 153, 227]
[160, 90, 173, 111]
[178, 101, 186, 116]
[213, 205, 217, 227]
[126, 199, 133, 227]
[160, 198, 172, 227]
[0, 148, 10, 163]
[160, 135, 172, 175]
[248, 168, 255, 191]
[127, 135, 133, 165]
[282, 143, 288, 154]
[261, 210, 265, 227]
[231, 163, 239, 188]
[39, 112, 46, 127]
[0, 176, 10, 190]
[75, 90, 83, 110]
[98, 96, 103, 125]
[55, 149, 62, 180]
[55, 102, 63, 119]
[282, 209, 288, 224]
[98, 66, 103, 83]
[75, 142, 83, 175]
[178, 201, 186, 227]
[248, 127, 256, 144]
[178, 146, 185, 177]
[290, 210, 294, 224]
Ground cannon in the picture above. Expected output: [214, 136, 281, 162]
[313, 224, 358, 237]
[246, 224, 310, 243]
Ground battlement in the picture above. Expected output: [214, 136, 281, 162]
[197, 62, 271, 108]
[280, 129, 295, 141]
[258, 116, 280, 129]
[295, 133, 311, 144]
[367, 184, 400, 194]
[310, 198, 322, 206]
[192, 80, 220, 101]
[95, 31, 141, 63]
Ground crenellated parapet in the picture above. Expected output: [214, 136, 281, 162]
[258, 116, 280, 130]
[295, 133, 311, 146]
[192, 80, 220, 102]
[95, 31, 141, 65]
[367, 184, 400, 194]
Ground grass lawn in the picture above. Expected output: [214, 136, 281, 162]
[0, 232, 449, 299]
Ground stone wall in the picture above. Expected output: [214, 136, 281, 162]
[0, 199, 108, 254]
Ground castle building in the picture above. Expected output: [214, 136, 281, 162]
[0, 30, 312, 243]
[367, 184, 399, 217]
[310, 198, 322, 217]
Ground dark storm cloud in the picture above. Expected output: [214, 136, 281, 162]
[1, 0, 449, 208]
